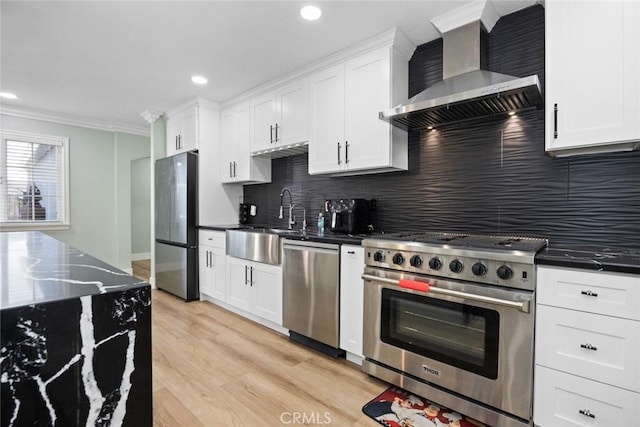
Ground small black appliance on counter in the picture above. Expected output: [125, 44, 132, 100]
[239, 203, 250, 224]
[325, 199, 372, 234]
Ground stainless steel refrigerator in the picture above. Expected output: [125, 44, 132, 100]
[154, 151, 198, 301]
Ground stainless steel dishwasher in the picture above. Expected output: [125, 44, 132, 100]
[283, 239, 340, 350]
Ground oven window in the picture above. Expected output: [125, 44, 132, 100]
[381, 288, 499, 379]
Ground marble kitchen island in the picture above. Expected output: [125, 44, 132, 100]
[1, 231, 152, 426]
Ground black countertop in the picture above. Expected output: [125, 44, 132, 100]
[199, 224, 368, 245]
[1, 231, 149, 310]
[200, 224, 640, 274]
[536, 245, 640, 275]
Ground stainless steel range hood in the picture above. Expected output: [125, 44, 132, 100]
[381, 19, 543, 131]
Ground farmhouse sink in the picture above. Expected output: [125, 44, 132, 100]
[226, 227, 302, 265]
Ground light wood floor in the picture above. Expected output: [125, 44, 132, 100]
[151, 289, 388, 426]
[132, 259, 151, 281]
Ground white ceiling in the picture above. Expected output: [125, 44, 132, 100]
[0, 0, 537, 135]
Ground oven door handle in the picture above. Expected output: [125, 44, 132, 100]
[361, 274, 530, 313]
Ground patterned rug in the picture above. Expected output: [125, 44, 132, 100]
[362, 386, 487, 427]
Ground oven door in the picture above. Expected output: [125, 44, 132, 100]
[362, 267, 535, 421]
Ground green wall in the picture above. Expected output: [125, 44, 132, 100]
[1, 114, 150, 271]
[131, 157, 151, 256]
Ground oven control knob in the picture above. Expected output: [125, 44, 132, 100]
[392, 253, 405, 265]
[449, 259, 464, 273]
[497, 265, 514, 280]
[428, 257, 442, 270]
[409, 255, 423, 268]
[471, 262, 487, 276]
[373, 251, 384, 262]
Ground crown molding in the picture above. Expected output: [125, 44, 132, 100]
[140, 110, 163, 124]
[432, 0, 501, 34]
[222, 27, 417, 109]
[165, 97, 221, 118]
[0, 105, 150, 136]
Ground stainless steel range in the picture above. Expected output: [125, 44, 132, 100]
[361, 232, 548, 427]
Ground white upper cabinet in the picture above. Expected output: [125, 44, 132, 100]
[220, 102, 271, 184]
[251, 93, 277, 153]
[545, 0, 640, 156]
[308, 64, 346, 173]
[250, 77, 309, 154]
[164, 98, 243, 225]
[166, 105, 198, 155]
[309, 42, 411, 175]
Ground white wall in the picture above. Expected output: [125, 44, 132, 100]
[1, 114, 150, 271]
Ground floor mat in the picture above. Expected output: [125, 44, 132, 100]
[362, 386, 487, 427]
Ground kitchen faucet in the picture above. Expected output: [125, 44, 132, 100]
[279, 187, 296, 229]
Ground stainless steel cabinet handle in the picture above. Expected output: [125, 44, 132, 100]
[275, 123, 279, 142]
[209, 251, 214, 268]
[553, 103, 558, 139]
[337, 142, 341, 164]
[250, 266, 254, 286]
[345, 141, 349, 164]
[347, 251, 355, 254]
[233, 161, 237, 177]
[208, 251, 212, 268]
[578, 409, 595, 419]
[229, 162, 233, 178]
[270, 125, 274, 143]
[361, 273, 530, 313]
[580, 343, 597, 351]
[244, 265, 248, 284]
[581, 290, 598, 297]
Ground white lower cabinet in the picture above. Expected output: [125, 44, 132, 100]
[534, 266, 640, 426]
[339, 245, 365, 358]
[226, 255, 283, 325]
[534, 366, 639, 427]
[198, 230, 227, 301]
[536, 305, 639, 392]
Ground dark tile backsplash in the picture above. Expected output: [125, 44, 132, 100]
[243, 5, 640, 250]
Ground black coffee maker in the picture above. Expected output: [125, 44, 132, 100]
[325, 199, 371, 234]
[239, 203, 250, 224]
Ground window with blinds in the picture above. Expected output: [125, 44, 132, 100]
[1, 130, 69, 229]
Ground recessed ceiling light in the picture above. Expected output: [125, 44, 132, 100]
[427, 126, 434, 130]
[191, 75, 208, 85]
[0, 92, 18, 100]
[300, 5, 321, 21]
[508, 111, 516, 116]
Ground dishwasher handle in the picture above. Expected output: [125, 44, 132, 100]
[283, 240, 339, 254]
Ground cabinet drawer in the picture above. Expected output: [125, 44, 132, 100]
[534, 366, 639, 427]
[536, 305, 639, 392]
[537, 266, 640, 320]
[199, 230, 226, 249]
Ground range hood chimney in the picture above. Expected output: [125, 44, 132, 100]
[380, 0, 543, 131]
